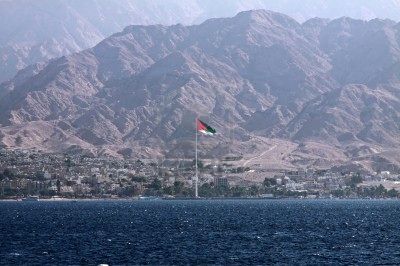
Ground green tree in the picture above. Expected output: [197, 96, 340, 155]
[376, 184, 387, 197]
[346, 173, 363, 189]
[332, 189, 345, 198]
[173, 181, 184, 195]
[387, 188, 398, 198]
[263, 178, 277, 187]
[362, 185, 388, 198]
[352, 173, 362, 183]
[231, 186, 247, 197]
[65, 157, 72, 167]
[215, 185, 230, 197]
[249, 185, 260, 196]
[130, 175, 146, 183]
[3, 169, 14, 179]
[199, 183, 214, 197]
[33, 171, 45, 181]
[149, 178, 162, 191]
[163, 186, 174, 195]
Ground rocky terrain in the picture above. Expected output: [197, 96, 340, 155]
[1, 0, 400, 83]
[0, 9, 399, 173]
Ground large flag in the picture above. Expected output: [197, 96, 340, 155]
[197, 119, 216, 135]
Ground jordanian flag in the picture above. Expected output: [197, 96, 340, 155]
[197, 119, 216, 135]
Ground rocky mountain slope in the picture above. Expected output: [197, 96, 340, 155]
[1, 9, 399, 173]
[1, 0, 400, 83]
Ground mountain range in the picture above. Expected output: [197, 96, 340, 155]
[1, 9, 400, 173]
[1, 0, 400, 83]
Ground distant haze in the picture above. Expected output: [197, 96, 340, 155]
[0, 0, 400, 83]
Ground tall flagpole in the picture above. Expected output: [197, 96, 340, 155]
[195, 117, 198, 198]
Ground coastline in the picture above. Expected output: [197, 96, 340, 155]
[1, 197, 399, 202]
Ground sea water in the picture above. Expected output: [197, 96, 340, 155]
[1, 199, 400, 265]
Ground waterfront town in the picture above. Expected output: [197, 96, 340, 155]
[0, 148, 399, 200]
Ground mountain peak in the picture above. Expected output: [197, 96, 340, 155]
[234, 9, 300, 28]
[1, 8, 400, 171]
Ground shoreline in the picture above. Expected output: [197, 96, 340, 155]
[1, 197, 399, 202]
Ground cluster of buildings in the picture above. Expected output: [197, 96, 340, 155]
[0, 149, 399, 199]
[0, 149, 205, 198]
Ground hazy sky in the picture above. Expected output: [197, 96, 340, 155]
[1, 0, 400, 25]
[239, 0, 400, 22]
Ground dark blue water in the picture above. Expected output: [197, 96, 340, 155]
[1, 200, 400, 265]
